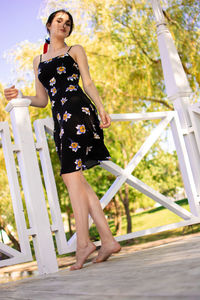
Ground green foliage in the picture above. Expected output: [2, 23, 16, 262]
[87, 198, 194, 243]
[0, 0, 199, 243]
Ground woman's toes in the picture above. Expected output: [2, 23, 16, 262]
[69, 242, 97, 271]
[92, 241, 121, 263]
[69, 263, 82, 271]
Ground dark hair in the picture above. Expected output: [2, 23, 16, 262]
[46, 10, 74, 37]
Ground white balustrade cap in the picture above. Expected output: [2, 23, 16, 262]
[5, 98, 31, 113]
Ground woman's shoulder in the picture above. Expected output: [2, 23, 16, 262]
[70, 45, 87, 60]
[33, 54, 41, 62]
[71, 44, 86, 53]
[32, 55, 42, 72]
[33, 55, 41, 66]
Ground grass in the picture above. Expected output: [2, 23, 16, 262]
[120, 198, 190, 232]
[4, 199, 199, 263]
[88, 198, 200, 248]
[50, 198, 200, 258]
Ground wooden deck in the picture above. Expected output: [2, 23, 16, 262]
[0, 234, 200, 299]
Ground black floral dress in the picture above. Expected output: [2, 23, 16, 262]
[38, 46, 111, 174]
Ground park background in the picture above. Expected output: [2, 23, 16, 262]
[0, 0, 200, 257]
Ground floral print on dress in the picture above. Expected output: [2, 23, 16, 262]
[82, 107, 90, 115]
[75, 158, 82, 170]
[106, 156, 111, 160]
[73, 62, 79, 70]
[49, 77, 56, 86]
[76, 124, 86, 135]
[37, 48, 111, 174]
[69, 141, 81, 152]
[67, 74, 79, 81]
[57, 113, 61, 122]
[63, 111, 72, 122]
[44, 58, 53, 63]
[59, 53, 66, 58]
[86, 146, 93, 155]
[61, 97, 68, 105]
[59, 128, 64, 139]
[51, 87, 57, 96]
[66, 85, 77, 92]
[94, 133, 100, 139]
[57, 66, 66, 74]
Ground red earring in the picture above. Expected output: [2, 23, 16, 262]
[43, 37, 50, 54]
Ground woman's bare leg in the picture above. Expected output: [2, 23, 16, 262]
[62, 170, 121, 269]
[62, 171, 96, 270]
[79, 173, 121, 263]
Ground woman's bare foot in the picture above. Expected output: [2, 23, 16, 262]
[92, 240, 121, 263]
[69, 242, 96, 271]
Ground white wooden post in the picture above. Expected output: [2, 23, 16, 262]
[151, 0, 200, 216]
[5, 98, 58, 274]
[0, 122, 32, 266]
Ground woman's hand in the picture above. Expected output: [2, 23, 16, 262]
[98, 107, 111, 129]
[4, 85, 20, 101]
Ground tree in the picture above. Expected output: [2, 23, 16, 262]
[0, 0, 197, 239]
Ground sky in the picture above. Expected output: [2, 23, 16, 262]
[0, 0, 46, 86]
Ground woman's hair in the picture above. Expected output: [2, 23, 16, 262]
[46, 9, 74, 37]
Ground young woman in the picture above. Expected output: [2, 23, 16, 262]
[4, 9, 121, 271]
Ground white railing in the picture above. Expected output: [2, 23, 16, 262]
[34, 110, 200, 255]
[0, 100, 58, 274]
[151, 0, 200, 201]
[0, 121, 32, 266]
[0, 0, 200, 274]
[1, 100, 200, 274]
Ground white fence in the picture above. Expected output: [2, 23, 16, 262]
[1, 99, 200, 274]
[0, 0, 200, 274]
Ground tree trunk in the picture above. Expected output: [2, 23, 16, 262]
[119, 184, 132, 233]
[0, 216, 20, 251]
[113, 194, 122, 235]
[66, 210, 73, 237]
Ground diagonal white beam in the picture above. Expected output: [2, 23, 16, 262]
[125, 114, 173, 175]
[102, 160, 192, 220]
[0, 242, 21, 258]
[126, 175, 192, 220]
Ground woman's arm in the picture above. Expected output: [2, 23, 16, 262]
[72, 45, 111, 128]
[4, 55, 49, 108]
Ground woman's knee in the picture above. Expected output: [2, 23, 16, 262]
[62, 170, 84, 187]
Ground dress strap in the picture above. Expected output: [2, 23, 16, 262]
[40, 54, 42, 62]
[67, 46, 72, 53]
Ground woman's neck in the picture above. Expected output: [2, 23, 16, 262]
[48, 37, 67, 53]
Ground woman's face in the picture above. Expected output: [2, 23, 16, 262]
[47, 12, 71, 39]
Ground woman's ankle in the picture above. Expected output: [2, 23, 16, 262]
[77, 240, 94, 249]
[100, 238, 119, 246]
